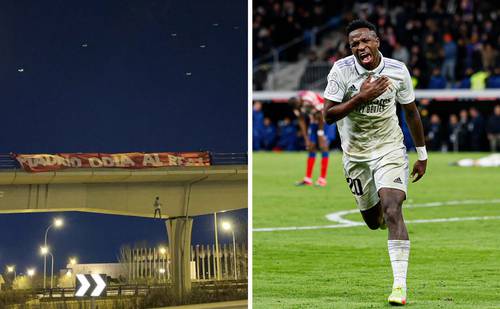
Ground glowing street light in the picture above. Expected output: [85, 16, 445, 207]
[69, 257, 77, 266]
[159, 247, 167, 283]
[7, 265, 16, 281]
[40, 246, 55, 289]
[43, 217, 63, 289]
[40, 246, 49, 255]
[222, 221, 238, 280]
[27, 268, 36, 277]
[54, 218, 63, 228]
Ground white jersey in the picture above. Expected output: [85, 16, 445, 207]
[323, 54, 415, 161]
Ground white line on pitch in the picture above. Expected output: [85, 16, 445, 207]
[253, 199, 500, 232]
[253, 215, 500, 232]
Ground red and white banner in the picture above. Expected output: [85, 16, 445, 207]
[13, 152, 211, 173]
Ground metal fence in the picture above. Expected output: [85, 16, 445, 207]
[120, 243, 248, 283]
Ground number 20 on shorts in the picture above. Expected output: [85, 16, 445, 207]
[346, 177, 363, 196]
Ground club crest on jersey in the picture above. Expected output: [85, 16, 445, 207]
[326, 80, 340, 96]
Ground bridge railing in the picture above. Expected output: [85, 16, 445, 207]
[35, 280, 248, 299]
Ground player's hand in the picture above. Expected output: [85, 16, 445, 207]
[358, 75, 391, 102]
[318, 136, 329, 151]
[305, 139, 314, 152]
[411, 159, 427, 183]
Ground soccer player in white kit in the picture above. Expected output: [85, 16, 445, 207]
[323, 20, 427, 306]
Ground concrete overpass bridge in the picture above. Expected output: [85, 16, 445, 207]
[0, 153, 247, 298]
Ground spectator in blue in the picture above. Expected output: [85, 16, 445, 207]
[326, 122, 337, 147]
[253, 101, 265, 151]
[456, 68, 473, 89]
[400, 109, 415, 151]
[441, 33, 457, 85]
[448, 114, 460, 152]
[277, 117, 298, 151]
[427, 114, 442, 151]
[487, 67, 500, 88]
[486, 105, 500, 152]
[261, 117, 277, 150]
[428, 67, 447, 89]
[468, 107, 486, 151]
[458, 109, 470, 151]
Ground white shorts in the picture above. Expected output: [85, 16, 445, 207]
[342, 148, 409, 211]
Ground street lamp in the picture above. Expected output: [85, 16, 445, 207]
[222, 221, 238, 280]
[213, 213, 222, 280]
[43, 217, 63, 289]
[7, 265, 16, 281]
[159, 247, 167, 282]
[69, 257, 77, 266]
[40, 246, 55, 289]
[27, 268, 36, 277]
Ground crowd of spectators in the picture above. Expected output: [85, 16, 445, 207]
[254, 0, 500, 89]
[253, 101, 303, 151]
[422, 105, 500, 152]
[254, 101, 500, 153]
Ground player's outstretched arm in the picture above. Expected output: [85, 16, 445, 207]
[401, 102, 427, 182]
[323, 75, 390, 124]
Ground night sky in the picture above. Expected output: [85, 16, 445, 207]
[0, 0, 247, 274]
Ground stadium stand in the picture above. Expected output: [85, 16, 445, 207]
[253, 0, 500, 152]
[253, 0, 500, 91]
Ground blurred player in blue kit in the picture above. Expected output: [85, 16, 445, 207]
[291, 90, 334, 187]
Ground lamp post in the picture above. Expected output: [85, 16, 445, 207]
[214, 213, 222, 280]
[7, 265, 16, 281]
[222, 222, 238, 280]
[159, 268, 166, 283]
[68, 257, 77, 287]
[159, 247, 167, 283]
[43, 218, 63, 289]
[41, 246, 55, 289]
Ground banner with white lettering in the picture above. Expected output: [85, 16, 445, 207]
[13, 152, 211, 173]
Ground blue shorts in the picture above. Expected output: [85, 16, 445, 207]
[308, 123, 329, 144]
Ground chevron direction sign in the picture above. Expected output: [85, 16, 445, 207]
[75, 274, 107, 297]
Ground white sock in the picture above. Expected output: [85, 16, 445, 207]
[388, 240, 410, 290]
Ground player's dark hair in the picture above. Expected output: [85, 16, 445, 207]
[346, 19, 377, 35]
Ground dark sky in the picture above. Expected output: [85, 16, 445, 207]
[0, 0, 247, 153]
[0, 0, 247, 275]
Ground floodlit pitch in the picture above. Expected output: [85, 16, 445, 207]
[253, 151, 500, 308]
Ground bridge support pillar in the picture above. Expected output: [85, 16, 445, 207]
[165, 216, 193, 300]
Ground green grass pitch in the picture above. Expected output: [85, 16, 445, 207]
[253, 152, 500, 308]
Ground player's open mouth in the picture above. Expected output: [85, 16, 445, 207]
[359, 52, 372, 65]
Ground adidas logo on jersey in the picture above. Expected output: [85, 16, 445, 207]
[393, 177, 403, 184]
